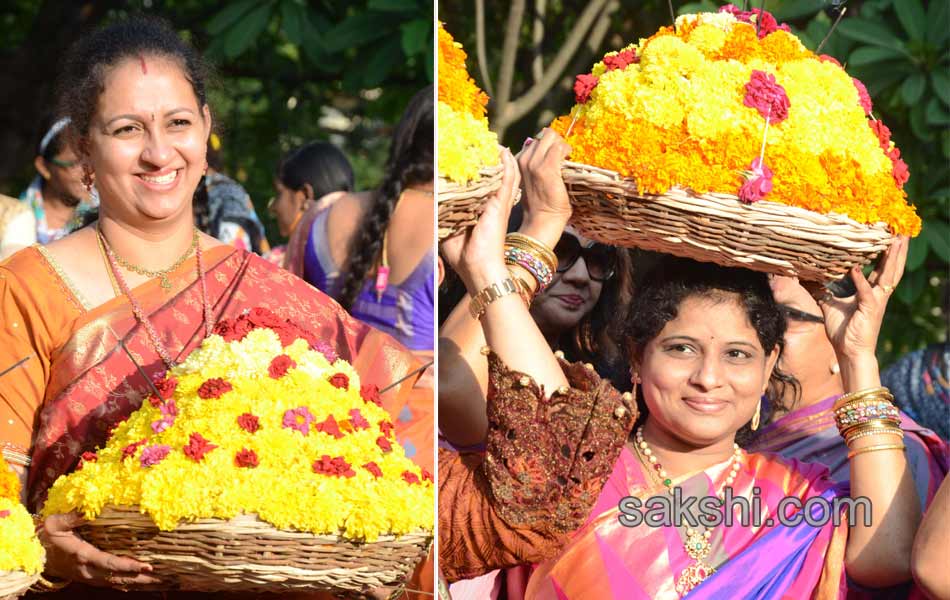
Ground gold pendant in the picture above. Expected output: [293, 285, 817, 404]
[675, 560, 715, 596]
[684, 530, 711, 560]
[159, 275, 172, 290]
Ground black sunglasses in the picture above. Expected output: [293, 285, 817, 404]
[553, 234, 616, 282]
[779, 304, 825, 324]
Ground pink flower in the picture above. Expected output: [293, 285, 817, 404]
[852, 78, 873, 116]
[282, 406, 315, 436]
[151, 417, 173, 433]
[738, 158, 774, 203]
[869, 120, 892, 149]
[311, 341, 338, 363]
[743, 70, 789, 123]
[574, 73, 599, 104]
[160, 399, 178, 418]
[140, 444, 171, 467]
[348, 409, 370, 430]
[0, 510, 10, 518]
[603, 48, 638, 71]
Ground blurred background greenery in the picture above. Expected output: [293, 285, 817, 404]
[439, 0, 949, 366]
[0, 0, 432, 244]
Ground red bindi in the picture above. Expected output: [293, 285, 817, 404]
[139, 54, 148, 75]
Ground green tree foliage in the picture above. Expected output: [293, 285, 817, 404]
[0, 0, 433, 243]
[440, 0, 947, 364]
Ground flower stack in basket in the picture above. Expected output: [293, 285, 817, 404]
[42, 308, 434, 594]
[438, 21, 502, 240]
[0, 455, 44, 600]
[552, 5, 921, 283]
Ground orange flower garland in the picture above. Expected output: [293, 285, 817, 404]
[553, 6, 921, 236]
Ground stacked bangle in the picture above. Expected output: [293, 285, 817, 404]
[469, 278, 521, 320]
[504, 233, 557, 293]
[834, 386, 904, 449]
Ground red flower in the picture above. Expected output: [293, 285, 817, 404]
[402, 471, 421, 485]
[122, 439, 147, 460]
[739, 157, 774, 204]
[328, 373, 350, 390]
[76, 451, 97, 471]
[183, 432, 217, 462]
[379, 421, 394, 437]
[153, 375, 178, 401]
[235, 448, 259, 468]
[198, 377, 233, 399]
[247, 307, 285, 329]
[603, 48, 638, 71]
[213, 316, 254, 342]
[376, 436, 393, 453]
[268, 354, 297, 379]
[889, 151, 910, 187]
[422, 468, 433, 483]
[869, 120, 892, 150]
[852, 78, 873, 116]
[360, 384, 383, 406]
[0, 510, 9, 518]
[348, 409, 370, 430]
[743, 70, 789, 123]
[315, 414, 344, 439]
[363, 462, 383, 478]
[574, 73, 599, 104]
[237, 413, 261, 433]
[312, 455, 356, 478]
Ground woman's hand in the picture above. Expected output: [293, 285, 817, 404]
[39, 511, 159, 589]
[516, 128, 572, 247]
[441, 148, 521, 295]
[818, 236, 908, 389]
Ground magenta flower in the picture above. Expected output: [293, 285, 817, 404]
[151, 417, 173, 433]
[738, 158, 774, 204]
[313, 341, 338, 363]
[743, 70, 789, 123]
[282, 406, 315, 436]
[140, 444, 171, 467]
[159, 399, 178, 418]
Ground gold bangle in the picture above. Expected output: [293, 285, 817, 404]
[840, 418, 903, 437]
[847, 443, 905, 459]
[30, 574, 71, 592]
[833, 387, 893, 410]
[845, 427, 904, 446]
[469, 278, 520, 320]
[505, 233, 558, 270]
[507, 270, 534, 306]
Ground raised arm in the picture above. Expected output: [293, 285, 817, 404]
[819, 236, 922, 588]
[439, 132, 575, 447]
[911, 475, 950, 599]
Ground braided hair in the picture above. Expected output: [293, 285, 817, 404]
[336, 86, 433, 310]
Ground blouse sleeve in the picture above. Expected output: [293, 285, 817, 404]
[0, 263, 55, 466]
[438, 352, 637, 582]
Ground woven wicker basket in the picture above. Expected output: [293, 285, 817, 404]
[76, 506, 431, 593]
[0, 570, 38, 600]
[563, 161, 895, 284]
[438, 163, 504, 241]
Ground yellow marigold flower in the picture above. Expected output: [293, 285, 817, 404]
[553, 10, 921, 235]
[43, 319, 434, 543]
[0, 455, 19, 501]
[0, 458, 44, 574]
[437, 22, 499, 183]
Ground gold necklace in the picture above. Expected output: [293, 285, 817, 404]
[106, 227, 198, 290]
[96, 228, 121, 297]
[633, 426, 742, 597]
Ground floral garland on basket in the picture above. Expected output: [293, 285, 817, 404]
[0, 455, 44, 599]
[438, 21, 502, 240]
[42, 308, 433, 593]
[552, 6, 920, 283]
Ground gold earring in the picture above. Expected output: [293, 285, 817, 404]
[751, 403, 761, 431]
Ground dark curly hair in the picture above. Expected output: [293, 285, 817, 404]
[55, 16, 212, 142]
[277, 141, 355, 200]
[623, 255, 799, 446]
[337, 85, 433, 310]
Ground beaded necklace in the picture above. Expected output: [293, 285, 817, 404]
[633, 426, 743, 597]
[107, 227, 198, 290]
[98, 225, 214, 369]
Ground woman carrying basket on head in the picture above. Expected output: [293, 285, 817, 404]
[438, 129, 921, 599]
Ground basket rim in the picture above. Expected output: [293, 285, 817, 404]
[561, 160, 894, 236]
[438, 162, 504, 200]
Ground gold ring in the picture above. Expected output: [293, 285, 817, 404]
[881, 284, 894, 294]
